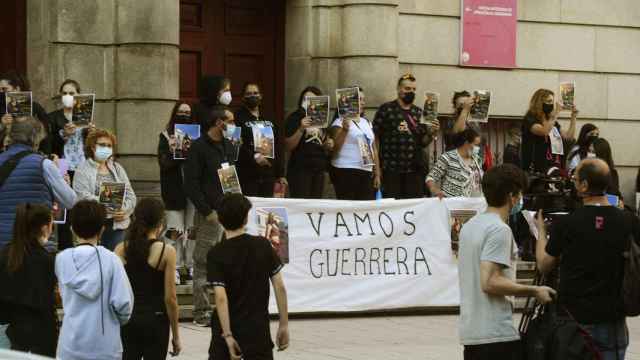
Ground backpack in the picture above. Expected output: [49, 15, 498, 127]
[622, 233, 640, 316]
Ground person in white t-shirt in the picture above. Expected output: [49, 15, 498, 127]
[329, 88, 380, 200]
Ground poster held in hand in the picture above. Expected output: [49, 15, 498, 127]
[358, 138, 375, 167]
[173, 124, 200, 160]
[559, 82, 575, 111]
[5, 91, 32, 117]
[99, 182, 126, 212]
[52, 202, 67, 224]
[336, 87, 360, 121]
[256, 207, 290, 263]
[253, 125, 275, 159]
[306, 95, 330, 128]
[449, 209, 477, 256]
[225, 126, 242, 161]
[71, 94, 95, 126]
[422, 92, 439, 124]
[469, 90, 491, 123]
[218, 165, 242, 194]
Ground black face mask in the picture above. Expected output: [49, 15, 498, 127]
[244, 95, 261, 109]
[542, 103, 554, 116]
[402, 92, 416, 105]
[175, 114, 191, 123]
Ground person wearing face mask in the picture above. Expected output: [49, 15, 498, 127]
[593, 137, 622, 201]
[373, 73, 438, 199]
[284, 86, 334, 199]
[115, 198, 181, 359]
[426, 128, 483, 199]
[192, 75, 232, 137]
[0, 71, 52, 154]
[459, 164, 556, 359]
[234, 82, 286, 197]
[72, 129, 137, 251]
[158, 102, 197, 284]
[536, 158, 634, 359]
[521, 88, 578, 174]
[0, 118, 77, 251]
[0, 203, 57, 356]
[183, 105, 238, 327]
[567, 123, 599, 173]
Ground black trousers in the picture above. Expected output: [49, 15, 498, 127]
[287, 168, 326, 199]
[6, 308, 57, 357]
[240, 176, 275, 197]
[381, 171, 425, 199]
[121, 312, 170, 360]
[209, 337, 274, 360]
[464, 340, 521, 360]
[329, 166, 375, 200]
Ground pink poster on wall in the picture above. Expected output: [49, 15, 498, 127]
[460, 0, 517, 68]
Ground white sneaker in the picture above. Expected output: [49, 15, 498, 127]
[175, 269, 181, 285]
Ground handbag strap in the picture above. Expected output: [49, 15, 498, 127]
[0, 150, 34, 189]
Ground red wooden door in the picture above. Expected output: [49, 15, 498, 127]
[180, 0, 285, 123]
[0, 0, 27, 74]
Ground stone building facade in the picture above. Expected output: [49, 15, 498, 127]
[9, 0, 640, 201]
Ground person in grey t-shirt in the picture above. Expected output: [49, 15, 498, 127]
[458, 164, 555, 360]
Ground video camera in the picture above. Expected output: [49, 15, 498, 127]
[522, 168, 578, 215]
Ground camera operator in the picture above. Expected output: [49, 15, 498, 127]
[536, 158, 632, 359]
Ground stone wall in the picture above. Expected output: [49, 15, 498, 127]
[285, 0, 640, 202]
[27, 0, 179, 185]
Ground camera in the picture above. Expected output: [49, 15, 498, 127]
[523, 169, 577, 215]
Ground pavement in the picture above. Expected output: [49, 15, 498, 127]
[177, 314, 640, 360]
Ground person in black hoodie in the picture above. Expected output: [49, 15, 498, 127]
[284, 86, 334, 199]
[0, 203, 57, 356]
[0, 70, 52, 154]
[192, 76, 232, 136]
[183, 105, 237, 326]
[234, 82, 286, 197]
[158, 101, 197, 284]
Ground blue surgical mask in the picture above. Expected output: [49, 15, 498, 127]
[510, 197, 523, 217]
[472, 145, 481, 157]
[94, 146, 113, 161]
[224, 124, 237, 139]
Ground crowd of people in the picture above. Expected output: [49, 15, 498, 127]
[0, 67, 637, 359]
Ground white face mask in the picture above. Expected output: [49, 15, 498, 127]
[62, 94, 74, 109]
[224, 124, 236, 139]
[219, 91, 232, 105]
[587, 152, 596, 158]
[472, 145, 481, 157]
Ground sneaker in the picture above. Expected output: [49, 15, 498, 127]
[184, 267, 194, 282]
[175, 269, 181, 285]
[193, 313, 211, 327]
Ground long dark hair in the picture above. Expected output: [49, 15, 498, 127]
[568, 123, 598, 162]
[124, 198, 165, 266]
[165, 101, 192, 135]
[5, 203, 52, 273]
[297, 86, 322, 109]
[593, 138, 615, 171]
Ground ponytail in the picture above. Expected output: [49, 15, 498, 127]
[6, 203, 52, 273]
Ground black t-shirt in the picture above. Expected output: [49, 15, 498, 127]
[285, 108, 328, 172]
[547, 206, 631, 324]
[372, 100, 427, 174]
[521, 112, 563, 173]
[207, 234, 283, 349]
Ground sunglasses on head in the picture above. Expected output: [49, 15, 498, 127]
[400, 73, 416, 81]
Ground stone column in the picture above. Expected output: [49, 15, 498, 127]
[27, 0, 179, 183]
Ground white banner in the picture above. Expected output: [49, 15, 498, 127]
[247, 197, 486, 314]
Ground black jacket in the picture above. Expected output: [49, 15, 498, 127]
[158, 132, 188, 210]
[184, 135, 237, 217]
[0, 244, 57, 356]
[48, 109, 68, 157]
[234, 106, 285, 183]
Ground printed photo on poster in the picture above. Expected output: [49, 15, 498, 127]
[71, 94, 95, 126]
[52, 202, 67, 224]
[306, 95, 330, 128]
[255, 207, 290, 264]
[559, 82, 575, 111]
[225, 126, 242, 161]
[173, 124, 201, 160]
[450, 209, 478, 256]
[422, 92, 439, 124]
[469, 90, 491, 123]
[336, 87, 360, 120]
[253, 125, 275, 159]
[217, 165, 242, 194]
[358, 137, 374, 167]
[99, 182, 126, 212]
[5, 91, 32, 117]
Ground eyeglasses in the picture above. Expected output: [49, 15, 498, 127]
[96, 143, 113, 148]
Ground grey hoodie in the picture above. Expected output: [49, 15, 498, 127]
[55, 245, 134, 360]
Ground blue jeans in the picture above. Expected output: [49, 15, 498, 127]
[101, 226, 125, 251]
[582, 319, 628, 360]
